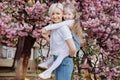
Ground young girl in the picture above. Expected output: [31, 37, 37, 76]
[39, 3, 84, 79]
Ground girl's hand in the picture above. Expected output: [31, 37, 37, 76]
[41, 28, 47, 33]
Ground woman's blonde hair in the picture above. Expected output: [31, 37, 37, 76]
[48, 3, 64, 16]
[64, 4, 85, 45]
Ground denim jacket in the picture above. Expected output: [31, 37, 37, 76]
[72, 32, 80, 52]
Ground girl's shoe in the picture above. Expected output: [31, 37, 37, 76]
[38, 62, 48, 69]
[38, 71, 51, 79]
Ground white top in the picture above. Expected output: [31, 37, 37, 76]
[50, 25, 72, 56]
[44, 20, 74, 30]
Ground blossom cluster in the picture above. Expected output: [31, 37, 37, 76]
[81, 0, 120, 55]
[0, 0, 49, 46]
[80, 0, 120, 79]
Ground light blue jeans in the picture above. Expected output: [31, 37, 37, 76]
[54, 56, 73, 80]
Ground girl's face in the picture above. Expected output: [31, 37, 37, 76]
[50, 8, 63, 23]
[63, 9, 74, 20]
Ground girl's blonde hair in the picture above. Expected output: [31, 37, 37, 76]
[48, 3, 64, 16]
[64, 4, 85, 45]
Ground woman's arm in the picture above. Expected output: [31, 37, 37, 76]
[66, 38, 76, 57]
[43, 20, 74, 31]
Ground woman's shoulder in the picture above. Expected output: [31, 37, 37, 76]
[58, 25, 71, 34]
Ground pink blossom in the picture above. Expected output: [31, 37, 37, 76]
[6, 34, 13, 38]
[101, 49, 110, 55]
[106, 28, 111, 33]
[25, 7, 34, 15]
[31, 30, 41, 38]
[18, 31, 28, 37]
[24, 26, 33, 32]
[0, 3, 3, 12]
[112, 66, 120, 74]
[1, 31, 6, 35]
[112, 35, 119, 40]
[66, 0, 71, 4]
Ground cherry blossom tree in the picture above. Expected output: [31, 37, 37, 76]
[0, 0, 49, 79]
[80, 0, 120, 80]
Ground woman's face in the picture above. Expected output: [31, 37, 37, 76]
[50, 8, 63, 23]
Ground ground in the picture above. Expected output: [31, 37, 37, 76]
[0, 67, 54, 80]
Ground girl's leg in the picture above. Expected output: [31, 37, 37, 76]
[44, 54, 67, 73]
[38, 56, 53, 69]
[54, 56, 73, 80]
[39, 54, 67, 79]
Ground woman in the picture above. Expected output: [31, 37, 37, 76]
[40, 3, 76, 80]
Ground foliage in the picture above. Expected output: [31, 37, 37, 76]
[0, 0, 49, 46]
[80, 0, 120, 79]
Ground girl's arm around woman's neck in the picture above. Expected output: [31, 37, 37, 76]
[43, 20, 75, 31]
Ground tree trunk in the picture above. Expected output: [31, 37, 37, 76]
[12, 37, 25, 69]
[16, 58, 24, 80]
[15, 36, 36, 80]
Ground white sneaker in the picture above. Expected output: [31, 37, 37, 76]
[38, 71, 51, 79]
[38, 62, 48, 69]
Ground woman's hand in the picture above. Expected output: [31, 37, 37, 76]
[41, 30, 50, 43]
